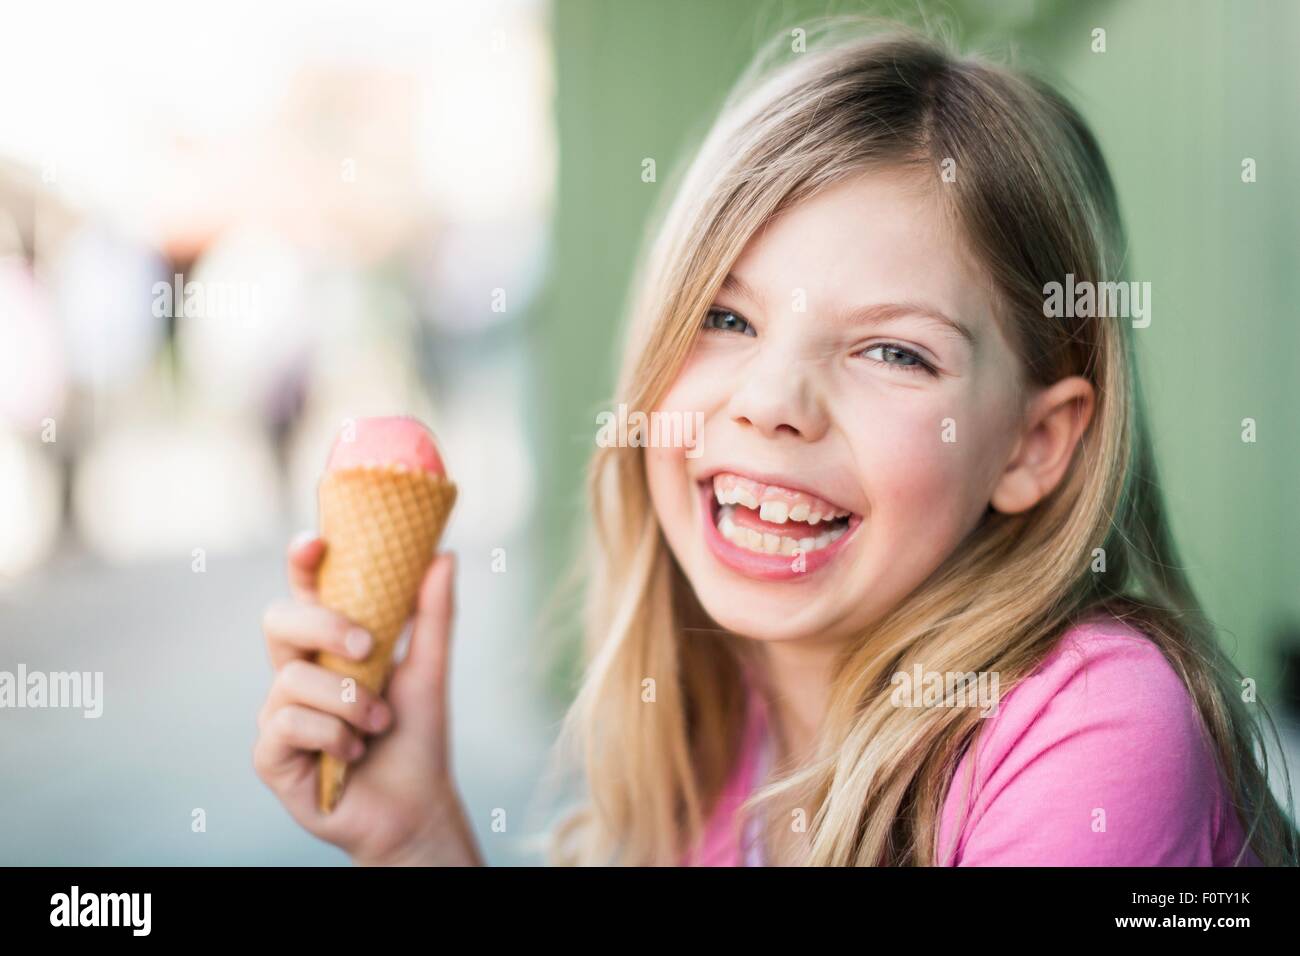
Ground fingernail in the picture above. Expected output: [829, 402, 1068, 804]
[344, 628, 372, 659]
[368, 702, 390, 732]
[290, 529, 316, 550]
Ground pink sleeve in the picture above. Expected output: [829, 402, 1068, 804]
[937, 620, 1260, 866]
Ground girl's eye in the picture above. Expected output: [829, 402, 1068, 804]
[858, 343, 935, 375]
[702, 308, 756, 337]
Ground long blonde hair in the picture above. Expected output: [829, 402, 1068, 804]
[547, 18, 1298, 866]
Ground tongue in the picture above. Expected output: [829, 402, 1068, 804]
[728, 504, 838, 536]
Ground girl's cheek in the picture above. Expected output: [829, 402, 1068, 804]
[644, 440, 700, 573]
[651, 358, 732, 461]
[644, 442, 684, 507]
[656, 346, 727, 416]
[846, 390, 987, 529]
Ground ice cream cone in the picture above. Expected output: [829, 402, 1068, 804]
[314, 462, 456, 813]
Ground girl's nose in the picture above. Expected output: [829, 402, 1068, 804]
[726, 360, 830, 442]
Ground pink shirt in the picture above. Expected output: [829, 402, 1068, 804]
[683, 612, 1262, 866]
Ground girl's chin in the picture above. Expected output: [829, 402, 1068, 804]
[690, 583, 849, 643]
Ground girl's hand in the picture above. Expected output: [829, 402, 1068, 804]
[253, 533, 484, 866]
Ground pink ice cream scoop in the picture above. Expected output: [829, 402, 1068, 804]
[325, 415, 446, 475]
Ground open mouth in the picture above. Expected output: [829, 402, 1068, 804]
[698, 471, 861, 580]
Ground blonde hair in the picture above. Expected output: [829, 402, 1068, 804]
[546, 18, 1298, 866]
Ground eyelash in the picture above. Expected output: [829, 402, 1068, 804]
[701, 308, 937, 376]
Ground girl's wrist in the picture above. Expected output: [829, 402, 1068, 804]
[354, 837, 480, 867]
[353, 788, 485, 867]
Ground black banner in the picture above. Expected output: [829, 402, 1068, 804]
[0, 865, 1288, 941]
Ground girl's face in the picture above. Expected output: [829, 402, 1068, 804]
[646, 168, 1040, 645]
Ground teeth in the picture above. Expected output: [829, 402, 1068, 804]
[710, 473, 853, 528]
[718, 505, 736, 534]
[715, 502, 850, 557]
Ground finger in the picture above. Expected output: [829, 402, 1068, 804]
[287, 531, 327, 602]
[389, 552, 455, 726]
[257, 705, 367, 772]
[263, 599, 373, 669]
[267, 659, 391, 735]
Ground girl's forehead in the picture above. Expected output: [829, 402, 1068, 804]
[728, 170, 997, 334]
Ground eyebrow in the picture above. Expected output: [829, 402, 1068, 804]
[719, 271, 976, 346]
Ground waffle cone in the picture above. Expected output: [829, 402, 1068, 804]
[313, 464, 456, 813]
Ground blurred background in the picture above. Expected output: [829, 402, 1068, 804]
[1, 0, 1297, 864]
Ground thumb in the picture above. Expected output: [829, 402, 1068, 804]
[388, 551, 456, 728]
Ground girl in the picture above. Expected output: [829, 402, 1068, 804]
[254, 20, 1298, 866]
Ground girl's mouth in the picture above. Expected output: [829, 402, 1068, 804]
[698, 472, 862, 581]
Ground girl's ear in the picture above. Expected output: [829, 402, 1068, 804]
[990, 376, 1095, 515]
